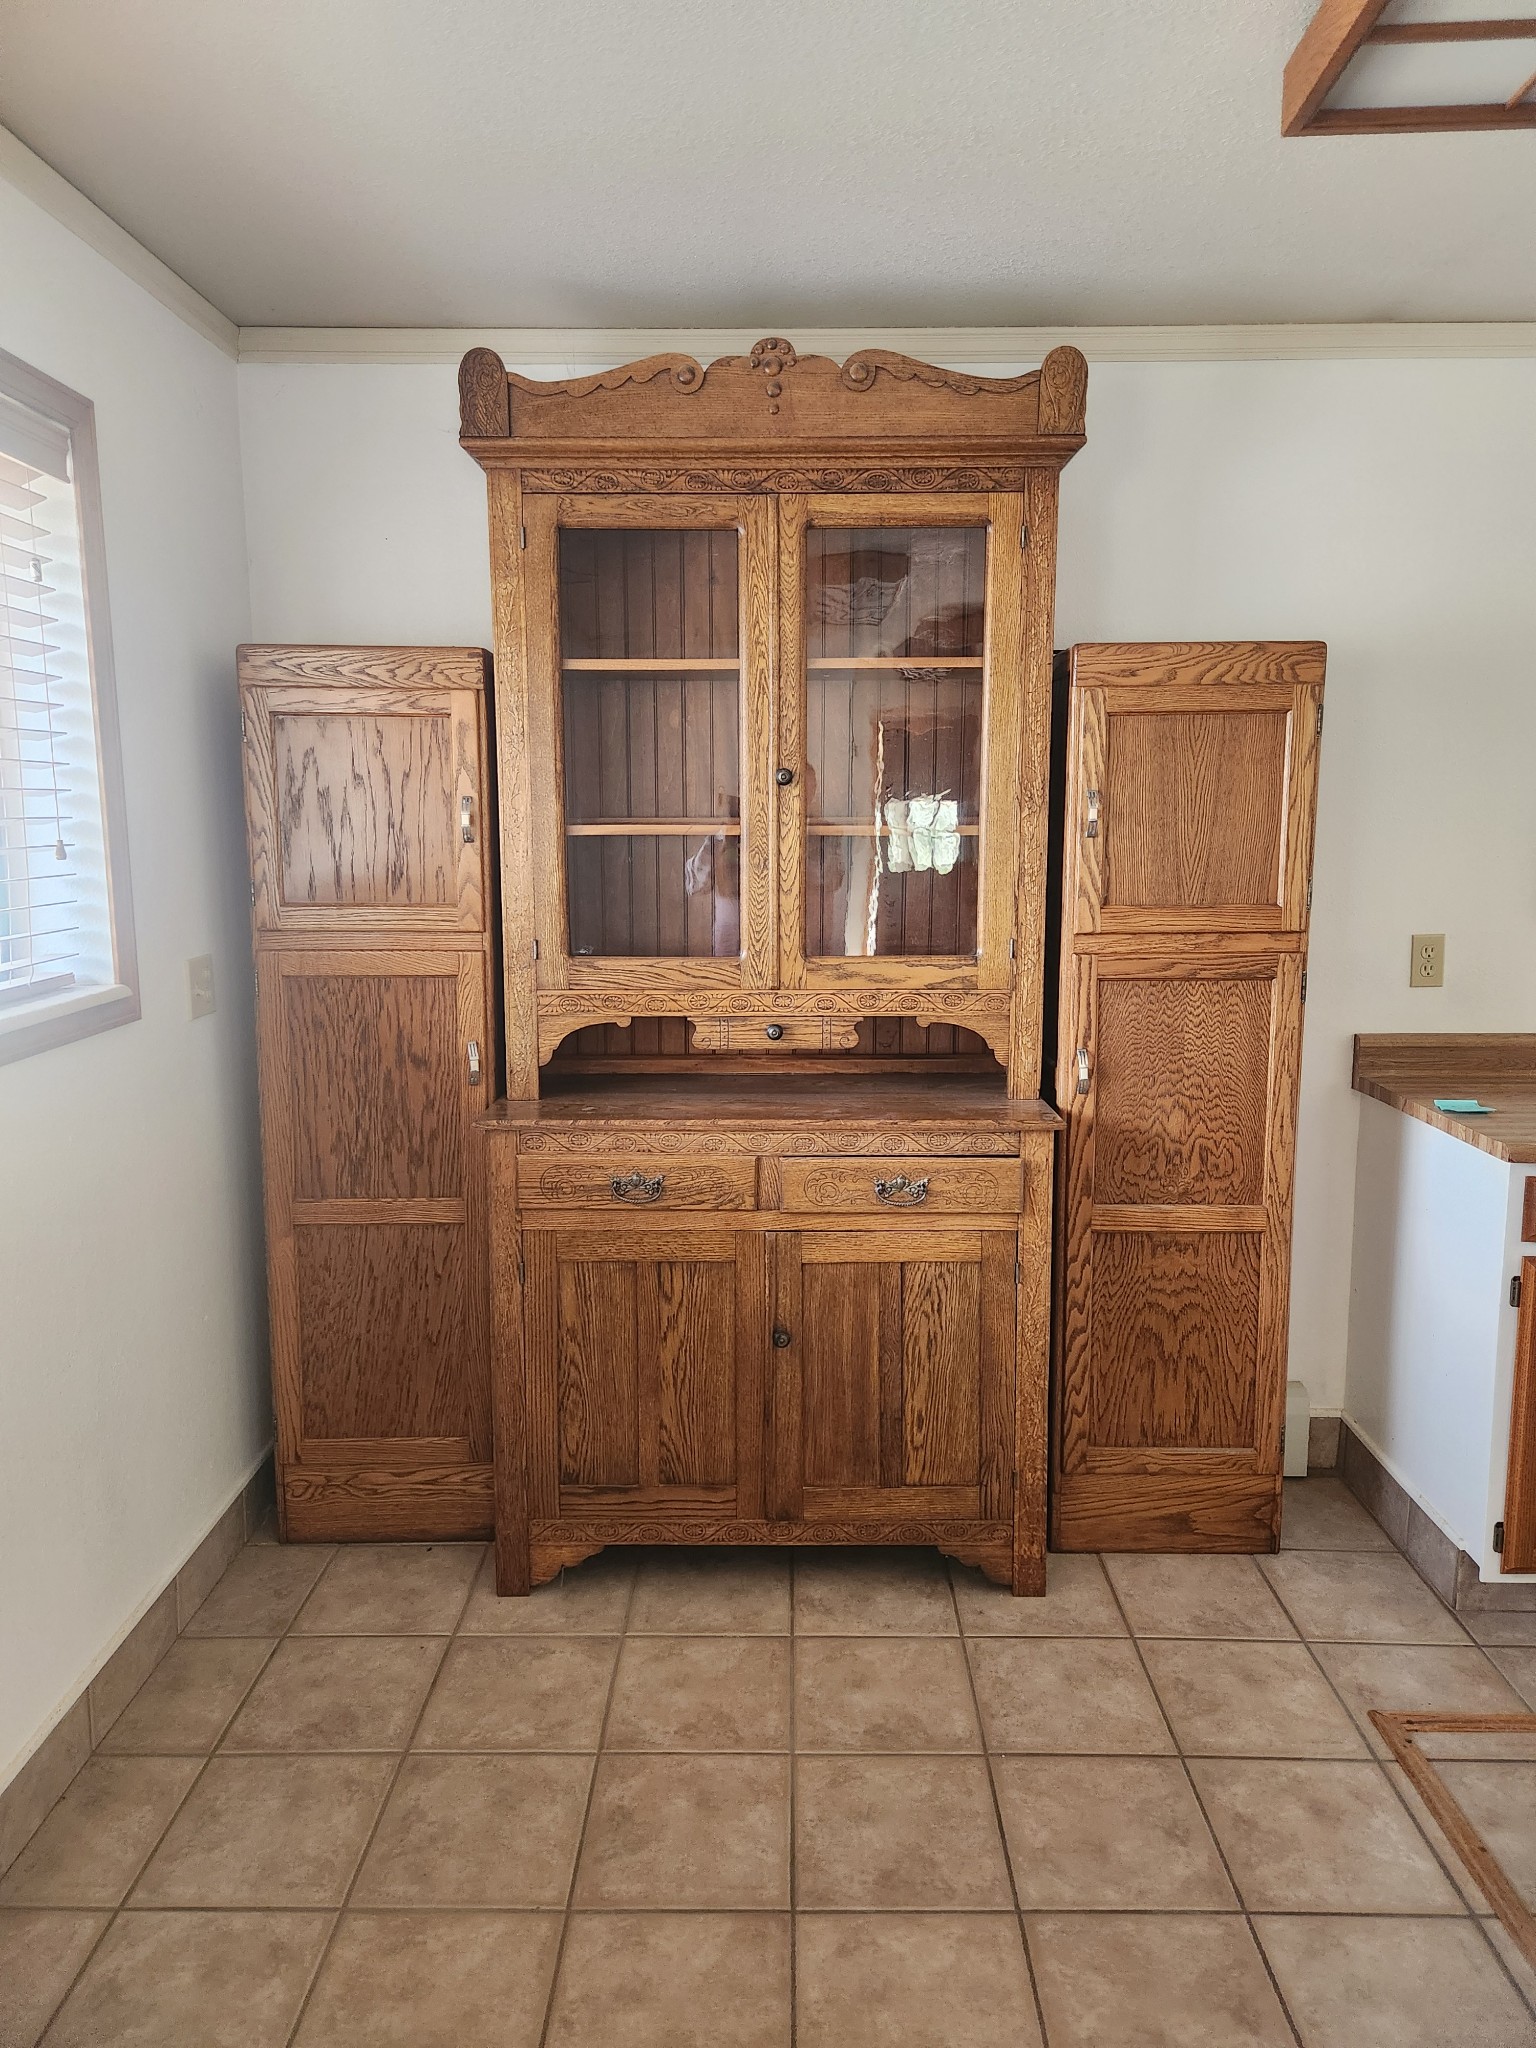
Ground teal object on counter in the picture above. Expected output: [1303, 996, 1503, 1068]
[1433, 1098, 1493, 1114]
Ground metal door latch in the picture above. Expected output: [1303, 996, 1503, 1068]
[467, 1039, 481, 1085]
[1076, 1047, 1091, 1095]
[461, 795, 475, 844]
[1085, 789, 1101, 839]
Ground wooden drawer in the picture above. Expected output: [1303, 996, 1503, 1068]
[778, 1155, 1023, 1216]
[517, 1154, 757, 1211]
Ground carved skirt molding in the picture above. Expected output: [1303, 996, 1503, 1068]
[537, 989, 1012, 1063]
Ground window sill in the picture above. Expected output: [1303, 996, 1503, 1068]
[0, 981, 140, 1065]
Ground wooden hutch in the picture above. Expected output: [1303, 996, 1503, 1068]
[458, 337, 1089, 1595]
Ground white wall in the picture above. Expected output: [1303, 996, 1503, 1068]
[0, 177, 266, 1786]
[240, 347, 1536, 1422]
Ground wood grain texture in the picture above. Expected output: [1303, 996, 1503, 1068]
[779, 1157, 1022, 1214]
[1054, 641, 1323, 1553]
[486, 1134, 530, 1592]
[1503, 1255, 1536, 1574]
[283, 1462, 492, 1541]
[1014, 1132, 1053, 1592]
[241, 645, 496, 1544]
[1523, 1179, 1536, 1245]
[1353, 1035, 1536, 1164]
[1282, 0, 1391, 132]
[460, 338, 1086, 455]
[517, 1155, 756, 1209]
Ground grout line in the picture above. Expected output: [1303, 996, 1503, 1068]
[275, 1547, 483, 2048]
[1258, 1565, 1536, 2021]
[948, 1559, 1053, 2048]
[1099, 1558, 1307, 2048]
[535, 1557, 638, 2048]
[788, 1551, 797, 2048]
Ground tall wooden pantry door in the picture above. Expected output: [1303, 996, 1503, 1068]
[1054, 643, 1325, 1552]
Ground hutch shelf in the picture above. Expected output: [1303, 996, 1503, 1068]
[459, 336, 1089, 1594]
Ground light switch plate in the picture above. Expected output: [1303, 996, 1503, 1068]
[187, 954, 216, 1018]
[1409, 933, 1444, 989]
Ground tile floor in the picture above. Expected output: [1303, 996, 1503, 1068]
[3, 1480, 1536, 2046]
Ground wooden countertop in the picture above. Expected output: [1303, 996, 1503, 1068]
[483, 1074, 1061, 1133]
[1353, 1035, 1536, 1164]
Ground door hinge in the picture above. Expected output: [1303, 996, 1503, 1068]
[240, 710, 247, 741]
[1511, 1273, 1523, 1308]
[1316, 702, 1324, 736]
[1306, 877, 1313, 915]
[1015, 1259, 1022, 1285]
[518, 1255, 525, 1286]
[1009, 936, 1017, 961]
[249, 881, 256, 906]
[1300, 969, 1308, 1004]
[531, 937, 539, 960]
[252, 964, 258, 998]
[1494, 1519, 1505, 1553]
[519, 523, 527, 549]
[1021, 523, 1030, 549]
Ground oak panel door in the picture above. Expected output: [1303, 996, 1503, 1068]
[258, 948, 493, 1488]
[1504, 1254, 1536, 1574]
[243, 673, 489, 933]
[770, 1229, 1016, 1526]
[1055, 642, 1323, 1553]
[523, 1227, 767, 1521]
[1068, 641, 1325, 938]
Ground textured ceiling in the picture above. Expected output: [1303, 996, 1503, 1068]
[0, 0, 1532, 328]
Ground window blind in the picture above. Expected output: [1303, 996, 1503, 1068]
[0, 394, 112, 1006]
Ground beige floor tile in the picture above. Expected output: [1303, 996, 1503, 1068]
[458, 1549, 636, 1634]
[1259, 1552, 1467, 1644]
[795, 1754, 1011, 1909]
[98, 1638, 276, 1755]
[1255, 1914, 1536, 2047]
[793, 1549, 957, 1635]
[1313, 1643, 1528, 1755]
[0, 1757, 200, 1908]
[354, 1753, 591, 1907]
[1378, 1759, 1492, 1914]
[951, 1552, 1126, 1637]
[414, 1636, 618, 1751]
[293, 1544, 482, 1635]
[794, 1636, 982, 1752]
[0, 1909, 108, 2048]
[604, 1636, 789, 1751]
[1027, 1912, 1295, 2048]
[1467, 1611, 1536, 1647]
[41, 1909, 331, 2048]
[968, 1637, 1174, 1753]
[1103, 1555, 1296, 1639]
[993, 1756, 1234, 1911]
[545, 1912, 790, 2048]
[1490, 1648, 1536, 1707]
[181, 1541, 335, 1637]
[1436, 1762, 1536, 1903]
[131, 1754, 392, 1908]
[223, 1635, 445, 1752]
[1280, 1476, 1396, 1550]
[796, 1913, 1039, 2048]
[574, 1753, 789, 1908]
[1143, 1639, 1368, 1757]
[1190, 1756, 1465, 1912]
[1482, 1917, 1536, 2012]
[628, 1549, 791, 1634]
[293, 1910, 562, 2048]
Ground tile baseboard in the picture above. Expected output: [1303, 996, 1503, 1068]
[0, 1450, 275, 1880]
[1337, 1421, 1536, 1614]
[1307, 1412, 1342, 1474]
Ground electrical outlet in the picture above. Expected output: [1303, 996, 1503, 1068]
[187, 954, 216, 1018]
[1409, 933, 1444, 989]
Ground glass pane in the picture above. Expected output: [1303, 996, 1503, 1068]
[559, 528, 741, 958]
[804, 526, 985, 958]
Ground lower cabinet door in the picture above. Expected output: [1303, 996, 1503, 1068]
[770, 1229, 1016, 1528]
[523, 1226, 768, 1521]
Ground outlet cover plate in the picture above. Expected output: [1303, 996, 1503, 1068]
[187, 954, 216, 1018]
[1410, 933, 1445, 989]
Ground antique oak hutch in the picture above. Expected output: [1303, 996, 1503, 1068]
[455, 337, 1088, 1596]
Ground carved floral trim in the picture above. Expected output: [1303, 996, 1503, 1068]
[519, 465, 1028, 492]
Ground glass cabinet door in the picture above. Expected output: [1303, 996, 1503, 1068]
[524, 497, 772, 986]
[782, 497, 1024, 989]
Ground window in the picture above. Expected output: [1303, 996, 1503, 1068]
[0, 348, 136, 1062]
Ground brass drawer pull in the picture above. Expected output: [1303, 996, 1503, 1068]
[874, 1173, 930, 1207]
[611, 1170, 665, 1204]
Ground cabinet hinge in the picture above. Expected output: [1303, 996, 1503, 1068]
[1316, 702, 1324, 736]
[240, 710, 247, 741]
[1511, 1273, 1523, 1308]
[1021, 523, 1029, 549]
[1300, 969, 1308, 1004]
[1494, 1520, 1505, 1553]
[1009, 936, 1017, 961]
[252, 964, 258, 998]
[249, 881, 256, 907]
[1306, 877, 1313, 915]
[518, 1255, 525, 1286]
[1015, 1258, 1022, 1285]
[519, 523, 527, 549]
[531, 938, 539, 960]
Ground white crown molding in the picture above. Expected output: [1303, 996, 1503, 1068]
[236, 321, 1536, 366]
[0, 124, 238, 359]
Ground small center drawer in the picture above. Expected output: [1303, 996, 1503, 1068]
[778, 1155, 1023, 1215]
[517, 1154, 757, 1210]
